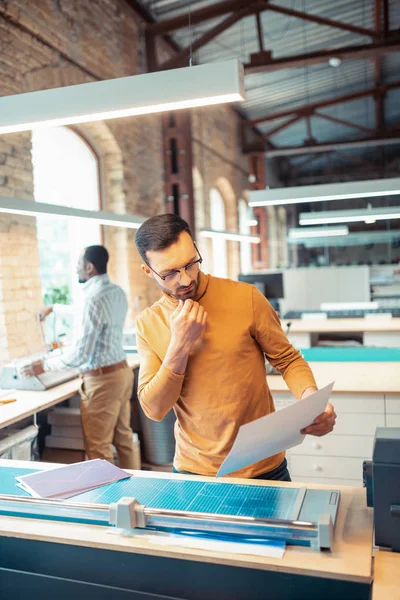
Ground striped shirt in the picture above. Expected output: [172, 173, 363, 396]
[46, 274, 128, 372]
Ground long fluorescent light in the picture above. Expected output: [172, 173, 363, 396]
[0, 197, 145, 229]
[249, 177, 400, 207]
[289, 230, 400, 248]
[299, 205, 400, 225]
[0, 60, 244, 135]
[200, 229, 260, 243]
[288, 226, 349, 239]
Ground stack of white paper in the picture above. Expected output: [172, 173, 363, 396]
[16, 459, 131, 499]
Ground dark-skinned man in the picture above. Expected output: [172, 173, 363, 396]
[22, 245, 135, 469]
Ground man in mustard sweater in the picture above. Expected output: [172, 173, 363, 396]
[135, 214, 336, 480]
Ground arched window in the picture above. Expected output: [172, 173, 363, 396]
[32, 127, 101, 338]
[210, 187, 227, 278]
[239, 199, 252, 274]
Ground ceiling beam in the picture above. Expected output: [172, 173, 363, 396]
[266, 2, 376, 39]
[147, 0, 254, 35]
[256, 11, 265, 53]
[383, 0, 390, 38]
[158, 6, 252, 71]
[124, 0, 181, 54]
[288, 153, 323, 178]
[262, 114, 304, 138]
[247, 79, 400, 126]
[313, 111, 375, 135]
[147, 0, 376, 39]
[244, 37, 400, 75]
[259, 135, 400, 157]
[286, 170, 400, 185]
[374, 0, 385, 133]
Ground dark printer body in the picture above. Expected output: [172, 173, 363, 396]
[363, 427, 400, 552]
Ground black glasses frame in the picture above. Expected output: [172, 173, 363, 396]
[146, 242, 203, 282]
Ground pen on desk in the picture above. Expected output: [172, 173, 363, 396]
[0, 399, 16, 405]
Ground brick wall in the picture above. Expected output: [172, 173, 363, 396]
[192, 106, 250, 280]
[0, 132, 43, 360]
[0, 0, 252, 361]
[0, 0, 165, 360]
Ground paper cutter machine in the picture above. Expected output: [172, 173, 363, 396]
[0, 467, 340, 550]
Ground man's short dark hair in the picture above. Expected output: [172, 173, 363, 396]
[84, 245, 109, 274]
[135, 214, 192, 262]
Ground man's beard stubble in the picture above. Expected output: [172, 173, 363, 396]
[160, 277, 199, 301]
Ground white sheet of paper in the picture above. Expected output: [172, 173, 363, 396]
[146, 534, 286, 559]
[217, 381, 334, 477]
[110, 529, 286, 559]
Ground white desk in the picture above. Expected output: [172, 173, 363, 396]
[0, 459, 374, 600]
[0, 357, 140, 430]
[268, 362, 400, 487]
[283, 318, 400, 348]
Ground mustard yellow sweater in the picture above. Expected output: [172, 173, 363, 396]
[136, 273, 316, 478]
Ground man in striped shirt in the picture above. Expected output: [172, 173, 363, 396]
[24, 246, 135, 468]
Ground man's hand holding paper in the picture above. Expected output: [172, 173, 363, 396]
[217, 382, 335, 478]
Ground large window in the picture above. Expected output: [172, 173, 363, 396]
[32, 127, 101, 340]
[210, 188, 227, 278]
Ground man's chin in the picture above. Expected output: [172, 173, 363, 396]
[179, 290, 196, 300]
[176, 283, 197, 300]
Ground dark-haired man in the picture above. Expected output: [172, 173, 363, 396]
[23, 245, 135, 468]
[135, 214, 336, 480]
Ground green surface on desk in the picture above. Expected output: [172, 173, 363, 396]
[300, 347, 400, 362]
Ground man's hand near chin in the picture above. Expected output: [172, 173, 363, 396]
[300, 386, 337, 437]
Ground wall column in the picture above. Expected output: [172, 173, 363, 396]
[162, 110, 195, 232]
[249, 154, 269, 270]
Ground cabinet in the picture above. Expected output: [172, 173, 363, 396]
[385, 394, 400, 427]
[274, 390, 400, 487]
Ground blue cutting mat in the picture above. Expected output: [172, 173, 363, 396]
[0, 466, 300, 521]
[70, 476, 301, 520]
[0, 467, 37, 496]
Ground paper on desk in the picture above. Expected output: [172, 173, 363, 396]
[110, 528, 286, 559]
[217, 382, 334, 478]
[147, 533, 286, 558]
[16, 458, 131, 499]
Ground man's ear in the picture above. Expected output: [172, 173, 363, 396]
[86, 262, 96, 276]
[141, 263, 154, 279]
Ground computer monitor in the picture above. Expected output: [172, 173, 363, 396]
[238, 272, 284, 300]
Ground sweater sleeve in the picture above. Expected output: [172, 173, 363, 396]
[135, 317, 185, 422]
[251, 286, 317, 399]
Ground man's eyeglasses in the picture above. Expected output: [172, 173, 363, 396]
[146, 243, 203, 284]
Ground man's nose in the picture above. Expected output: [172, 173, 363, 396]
[179, 269, 191, 286]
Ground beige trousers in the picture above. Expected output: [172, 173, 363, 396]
[79, 366, 135, 469]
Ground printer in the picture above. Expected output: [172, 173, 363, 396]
[0, 350, 79, 391]
[363, 427, 400, 552]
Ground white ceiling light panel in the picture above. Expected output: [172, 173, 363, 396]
[288, 226, 349, 239]
[199, 229, 260, 243]
[0, 60, 245, 134]
[299, 205, 400, 226]
[249, 178, 400, 208]
[0, 196, 145, 229]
